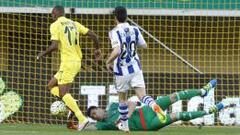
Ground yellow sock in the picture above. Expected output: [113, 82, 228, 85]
[62, 93, 86, 123]
[50, 87, 60, 97]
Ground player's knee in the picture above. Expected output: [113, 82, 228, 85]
[170, 93, 177, 103]
[134, 87, 146, 99]
[136, 94, 143, 100]
[59, 90, 67, 98]
[58, 84, 71, 97]
[47, 78, 58, 90]
[47, 80, 56, 90]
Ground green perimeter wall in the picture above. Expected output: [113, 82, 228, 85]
[0, 0, 239, 10]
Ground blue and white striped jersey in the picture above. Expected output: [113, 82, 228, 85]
[109, 22, 146, 76]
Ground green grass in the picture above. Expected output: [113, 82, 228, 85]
[0, 124, 239, 135]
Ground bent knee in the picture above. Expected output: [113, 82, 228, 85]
[134, 87, 146, 99]
[47, 83, 55, 90]
[47, 78, 58, 90]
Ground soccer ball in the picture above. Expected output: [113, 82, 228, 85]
[50, 101, 67, 116]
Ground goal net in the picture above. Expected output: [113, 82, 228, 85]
[0, 0, 239, 125]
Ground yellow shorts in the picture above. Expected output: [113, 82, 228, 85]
[54, 62, 81, 84]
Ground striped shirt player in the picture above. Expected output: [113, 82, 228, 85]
[108, 22, 146, 92]
[105, 6, 166, 132]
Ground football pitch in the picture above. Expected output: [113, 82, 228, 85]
[0, 124, 239, 135]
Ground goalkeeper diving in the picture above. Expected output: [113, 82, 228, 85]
[68, 79, 226, 131]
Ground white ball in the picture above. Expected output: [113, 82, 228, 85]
[50, 101, 67, 116]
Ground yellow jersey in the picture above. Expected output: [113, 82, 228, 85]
[50, 16, 89, 62]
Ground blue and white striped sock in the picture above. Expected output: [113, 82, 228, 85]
[118, 103, 129, 123]
[141, 95, 156, 107]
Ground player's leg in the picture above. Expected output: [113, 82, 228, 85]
[134, 87, 165, 113]
[131, 72, 157, 108]
[118, 91, 129, 132]
[115, 75, 130, 132]
[48, 77, 60, 97]
[148, 111, 205, 130]
[58, 84, 87, 125]
[149, 114, 173, 130]
[156, 79, 217, 111]
[174, 79, 217, 101]
[57, 62, 88, 130]
[131, 71, 166, 122]
[48, 73, 85, 129]
[174, 102, 224, 122]
[154, 102, 225, 130]
[148, 111, 206, 129]
[48, 71, 83, 122]
[155, 89, 202, 111]
[172, 111, 206, 122]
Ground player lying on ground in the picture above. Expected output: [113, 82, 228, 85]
[73, 79, 225, 131]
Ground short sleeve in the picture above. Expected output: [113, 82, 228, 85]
[135, 28, 146, 46]
[74, 22, 89, 35]
[50, 23, 59, 41]
[109, 30, 121, 48]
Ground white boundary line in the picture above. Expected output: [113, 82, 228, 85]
[0, 7, 239, 17]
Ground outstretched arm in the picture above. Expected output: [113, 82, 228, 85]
[86, 30, 101, 61]
[37, 40, 58, 60]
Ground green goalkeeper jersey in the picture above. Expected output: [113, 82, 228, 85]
[96, 102, 163, 131]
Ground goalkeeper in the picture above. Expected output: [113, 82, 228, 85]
[83, 79, 225, 131]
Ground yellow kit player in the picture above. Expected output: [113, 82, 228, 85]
[37, 5, 101, 130]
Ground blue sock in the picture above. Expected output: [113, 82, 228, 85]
[141, 95, 155, 107]
[118, 103, 128, 122]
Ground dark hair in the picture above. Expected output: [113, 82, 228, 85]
[53, 5, 65, 14]
[113, 6, 127, 23]
[86, 106, 97, 117]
